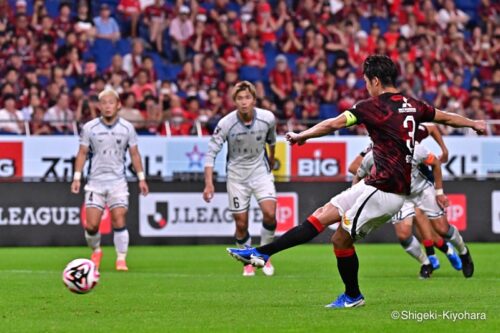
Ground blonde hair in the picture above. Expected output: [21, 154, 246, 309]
[231, 81, 257, 101]
[98, 88, 120, 101]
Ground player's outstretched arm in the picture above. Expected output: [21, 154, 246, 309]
[129, 145, 149, 196]
[71, 145, 88, 194]
[426, 154, 449, 209]
[433, 109, 486, 135]
[285, 113, 349, 145]
[425, 124, 449, 162]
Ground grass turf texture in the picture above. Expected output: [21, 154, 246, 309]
[0, 244, 498, 332]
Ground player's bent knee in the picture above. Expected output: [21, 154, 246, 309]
[332, 228, 353, 249]
[431, 218, 449, 236]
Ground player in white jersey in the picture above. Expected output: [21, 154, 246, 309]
[71, 89, 149, 271]
[355, 141, 472, 278]
[203, 81, 277, 277]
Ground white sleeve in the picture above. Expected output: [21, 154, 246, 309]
[79, 125, 90, 147]
[356, 151, 374, 179]
[127, 124, 138, 147]
[413, 144, 431, 164]
[205, 121, 228, 168]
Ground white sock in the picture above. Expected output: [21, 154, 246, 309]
[445, 225, 467, 255]
[85, 231, 101, 252]
[236, 233, 251, 249]
[114, 228, 129, 261]
[260, 225, 276, 246]
[402, 236, 429, 265]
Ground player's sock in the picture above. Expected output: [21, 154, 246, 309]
[434, 238, 450, 254]
[113, 227, 129, 261]
[335, 247, 361, 298]
[85, 230, 101, 252]
[401, 236, 429, 265]
[422, 239, 435, 256]
[235, 232, 251, 249]
[445, 225, 467, 255]
[260, 222, 276, 246]
[257, 216, 324, 256]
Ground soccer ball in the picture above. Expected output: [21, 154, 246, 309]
[62, 259, 100, 294]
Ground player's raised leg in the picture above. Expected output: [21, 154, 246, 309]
[393, 217, 432, 279]
[111, 207, 129, 271]
[431, 216, 473, 277]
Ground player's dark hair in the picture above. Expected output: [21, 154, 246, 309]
[363, 55, 398, 87]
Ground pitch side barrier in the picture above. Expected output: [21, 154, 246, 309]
[0, 180, 498, 246]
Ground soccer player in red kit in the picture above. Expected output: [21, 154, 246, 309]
[227, 55, 485, 308]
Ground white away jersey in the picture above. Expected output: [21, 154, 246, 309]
[80, 117, 138, 182]
[205, 108, 276, 181]
[357, 143, 433, 195]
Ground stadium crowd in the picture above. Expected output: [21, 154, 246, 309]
[0, 0, 498, 135]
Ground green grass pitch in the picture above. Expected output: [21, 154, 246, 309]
[0, 244, 498, 332]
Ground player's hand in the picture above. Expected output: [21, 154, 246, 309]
[203, 184, 214, 203]
[71, 180, 80, 194]
[472, 120, 487, 135]
[285, 132, 306, 146]
[436, 194, 449, 209]
[139, 180, 149, 196]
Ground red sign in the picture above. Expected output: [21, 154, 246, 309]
[291, 142, 346, 179]
[446, 194, 467, 231]
[81, 204, 112, 234]
[0, 142, 23, 178]
[275, 194, 297, 234]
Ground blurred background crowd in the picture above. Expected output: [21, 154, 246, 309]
[0, 0, 498, 136]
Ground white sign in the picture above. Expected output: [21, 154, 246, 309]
[139, 192, 298, 237]
[492, 191, 500, 234]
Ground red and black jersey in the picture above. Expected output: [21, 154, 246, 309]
[348, 92, 435, 195]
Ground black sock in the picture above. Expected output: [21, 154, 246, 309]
[423, 239, 435, 256]
[335, 248, 361, 298]
[257, 217, 324, 256]
[434, 238, 449, 253]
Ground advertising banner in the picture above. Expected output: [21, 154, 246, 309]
[139, 192, 297, 237]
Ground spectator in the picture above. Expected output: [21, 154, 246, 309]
[74, 1, 95, 38]
[144, 0, 171, 53]
[131, 69, 156, 103]
[123, 39, 144, 77]
[64, 47, 83, 78]
[270, 54, 293, 107]
[169, 5, 194, 62]
[44, 92, 74, 134]
[54, 3, 73, 39]
[118, 0, 141, 38]
[256, 1, 277, 44]
[30, 106, 52, 135]
[297, 79, 320, 121]
[242, 37, 265, 68]
[0, 94, 24, 134]
[436, 0, 469, 31]
[119, 92, 144, 129]
[280, 20, 303, 53]
[177, 60, 198, 92]
[94, 4, 121, 42]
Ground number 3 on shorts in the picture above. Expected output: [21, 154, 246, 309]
[233, 197, 240, 209]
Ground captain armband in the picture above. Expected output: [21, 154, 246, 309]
[342, 111, 358, 127]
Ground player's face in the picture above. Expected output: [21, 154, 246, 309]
[99, 94, 120, 120]
[234, 89, 255, 115]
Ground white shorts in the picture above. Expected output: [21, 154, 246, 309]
[392, 185, 444, 224]
[227, 172, 276, 213]
[84, 180, 129, 211]
[330, 180, 405, 241]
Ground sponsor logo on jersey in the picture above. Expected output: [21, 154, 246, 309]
[398, 97, 417, 113]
